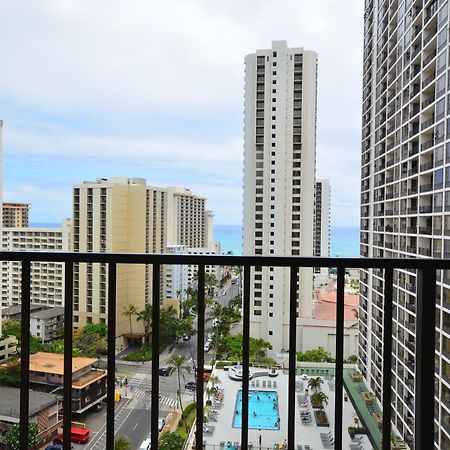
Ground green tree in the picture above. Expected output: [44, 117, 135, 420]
[311, 391, 329, 410]
[218, 334, 272, 361]
[137, 304, 153, 342]
[296, 346, 334, 363]
[158, 432, 184, 450]
[4, 422, 39, 450]
[2, 320, 21, 341]
[228, 293, 242, 311]
[307, 376, 324, 393]
[114, 436, 133, 450]
[83, 322, 108, 336]
[122, 304, 138, 337]
[205, 273, 218, 298]
[169, 355, 191, 430]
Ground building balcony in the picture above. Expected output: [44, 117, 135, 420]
[7, 250, 448, 450]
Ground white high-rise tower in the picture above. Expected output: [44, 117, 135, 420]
[243, 41, 317, 353]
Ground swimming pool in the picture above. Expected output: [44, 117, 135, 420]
[232, 390, 279, 430]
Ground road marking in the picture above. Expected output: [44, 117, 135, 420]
[132, 422, 139, 431]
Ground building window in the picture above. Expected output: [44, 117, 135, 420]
[269, 330, 273, 335]
[254, 310, 262, 316]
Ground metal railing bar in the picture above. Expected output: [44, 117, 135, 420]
[288, 265, 298, 448]
[0, 251, 449, 270]
[382, 268, 393, 449]
[196, 264, 205, 450]
[106, 263, 117, 450]
[151, 264, 161, 450]
[19, 260, 31, 450]
[241, 265, 251, 448]
[415, 267, 436, 450]
[334, 266, 345, 450]
[63, 261, 73, 450]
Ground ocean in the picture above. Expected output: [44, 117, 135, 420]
[31, 222, 360, 257]
[214, 224, 360, 257]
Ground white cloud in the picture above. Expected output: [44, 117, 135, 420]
[0, 0, 364, 226]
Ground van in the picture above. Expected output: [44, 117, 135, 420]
[139, 438, 151, 450]
[56, 427, 90, 444]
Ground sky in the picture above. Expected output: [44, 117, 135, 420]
[0, 0, 363, 227]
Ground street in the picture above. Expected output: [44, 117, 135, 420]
[75, 278, 240, 448]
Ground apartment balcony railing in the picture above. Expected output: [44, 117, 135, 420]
[5, 251, 449, 450]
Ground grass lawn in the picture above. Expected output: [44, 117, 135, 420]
[175, 403, 196, 441]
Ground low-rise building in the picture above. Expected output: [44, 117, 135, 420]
[30, 307, 65, 343]
[299, 284, 359, 359]
[0, 386, 61, 446]
[29, 352, 106, 414]
[2, 202, 30, 228]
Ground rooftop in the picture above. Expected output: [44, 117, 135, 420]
[29, 352, 97, 375]
[30, 307, 65, 320]
[72, 369, 107, 389]
[2, 304, 43, 318]
[0, 386, 59, 419]
[313, 287, 358, 322]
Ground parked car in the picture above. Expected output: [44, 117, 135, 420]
[158, 417, 166, 431]
[182, 334, 190, 341]
[139, 438, 151, 450]
[204, 341, 212, 352]
[185, 381, 196, 391]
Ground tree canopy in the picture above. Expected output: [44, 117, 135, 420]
[158, 432, 184, 450]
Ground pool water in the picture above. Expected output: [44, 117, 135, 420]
[232, 390, 279, 430]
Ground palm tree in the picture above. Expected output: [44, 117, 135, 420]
[137, 304, 152, 342]
[205, 273, 218, 298]
[122, 304, 138, 343]
[169, 354, 191, 430]
[307, 376, 324, 393]
[312, 391, 329, 411]
[114, 437, 133, 450]
[208, 375, 221, 390]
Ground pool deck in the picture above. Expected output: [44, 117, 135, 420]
[202, 367, 373, 449]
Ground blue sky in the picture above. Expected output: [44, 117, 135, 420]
[1, 0, 363, 227]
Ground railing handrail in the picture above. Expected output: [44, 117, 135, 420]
[1, 250, 450, 269]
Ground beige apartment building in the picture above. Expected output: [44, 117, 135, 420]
[3, 202, 30, 228]
[243, 41, 317, 354]
[72, 178, 214, 345]
[72, 177, 166, 342]
[0, 221, 71, 308]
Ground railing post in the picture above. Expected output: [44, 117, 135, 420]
[63, 261, 73, 450]
[151, 264, 161, 450]
[19, 259, 31, 450]
[415, 267, 436, 450]
[106, 263, 117, 450]
[241, 265, 251, 448]
[288, 265, 298, 449]
[334, 266, 345, 450]
[382, 267, 393, 449]
[196, 264, 205, 450]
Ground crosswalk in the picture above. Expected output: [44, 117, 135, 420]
[131, 386, 178, 408]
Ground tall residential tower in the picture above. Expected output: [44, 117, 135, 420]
[243, 41, 317, 353]
[360, 1, 450, 447]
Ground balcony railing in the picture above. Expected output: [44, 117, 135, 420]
[4, 251, 449, 450]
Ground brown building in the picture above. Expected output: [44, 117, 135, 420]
[2, 203, 30, 227]
[0, 386, 61, 447]
[29, 352, 107, 414]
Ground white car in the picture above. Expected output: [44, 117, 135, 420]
[139, 438, 151, 450]
[207, 333, 213, 342]
[204, 341, 212, 352]
[158, 418, 166, 431]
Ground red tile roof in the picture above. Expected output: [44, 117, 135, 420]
[313, 286, 359, 322]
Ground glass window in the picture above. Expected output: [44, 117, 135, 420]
[435, 216, 443, 233]
[445, 216, 450, 232]
[438, 2, 449, 28]
[434, 192, 443, 210]
[438, 28, 448, 49]
[435, 169, 444, 185]
[436, 99, 446, 119]
[437, 51, 447, 75]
